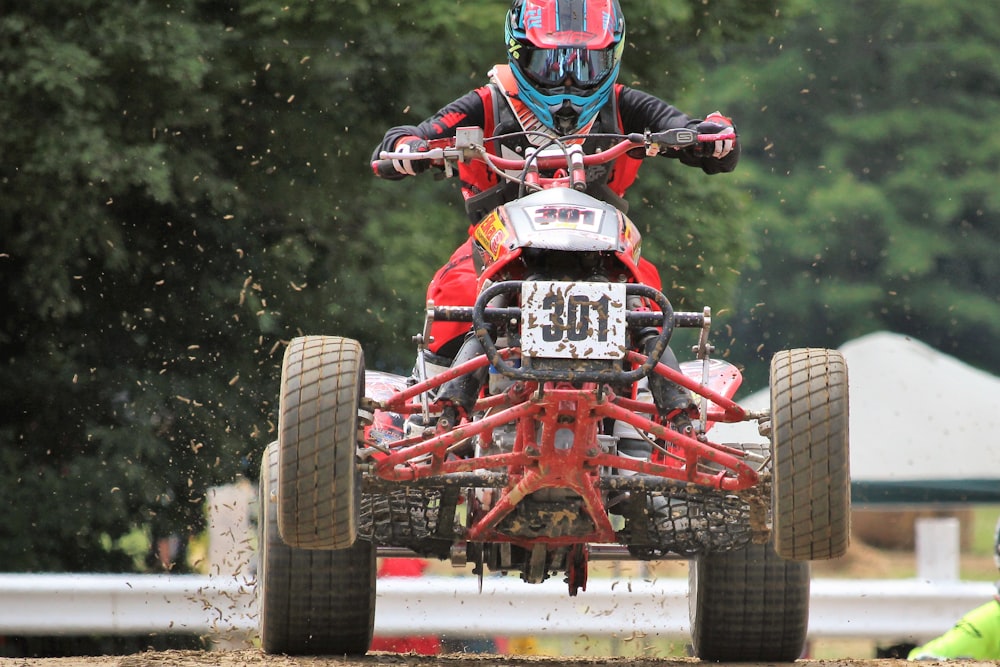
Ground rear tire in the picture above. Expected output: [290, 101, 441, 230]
[278, 335, 364, 549]
[770, 348, 851, 560]
[689, 542, 810, 662]
[258, 441, 375, 655]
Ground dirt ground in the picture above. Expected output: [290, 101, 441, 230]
[1, 649, 998, 667]
[0, 650, 994, 667]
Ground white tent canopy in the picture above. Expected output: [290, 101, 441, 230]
[711, 331, 1000, 504]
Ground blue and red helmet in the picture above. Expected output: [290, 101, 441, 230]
[506, 0, 625, 135]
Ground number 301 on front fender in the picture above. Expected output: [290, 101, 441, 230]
[520, 281, 628, 360]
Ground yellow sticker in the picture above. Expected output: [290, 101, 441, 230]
[474, 211, 509, 260]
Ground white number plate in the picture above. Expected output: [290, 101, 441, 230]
[521, 281, 627, 360]
[525, 205, 604, 232]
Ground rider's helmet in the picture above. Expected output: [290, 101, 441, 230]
[505, 0, 626, 135]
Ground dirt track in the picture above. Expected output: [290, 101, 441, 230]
[0, 650, 994, 667]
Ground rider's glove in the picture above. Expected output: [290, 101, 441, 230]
[392, 135, 430, 176]
[696, 112, 736, 159]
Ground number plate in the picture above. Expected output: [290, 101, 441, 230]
[521, 281, 627, 359]
[525, 205, 604, 232]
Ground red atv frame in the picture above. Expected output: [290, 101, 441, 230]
[256, 128, 851, 661]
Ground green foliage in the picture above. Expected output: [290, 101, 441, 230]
[0, 1, 312, 571]
[7, 0, 996, 575]
[0, 0, 768, 572]
[697, 0, 1000, 387]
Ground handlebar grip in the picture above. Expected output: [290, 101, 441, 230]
[648, 128, 737, 149]
[372, 159, 401, 178]
[697, 130, 737, 143]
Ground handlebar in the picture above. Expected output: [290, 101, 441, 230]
[372, 127, 736, 185]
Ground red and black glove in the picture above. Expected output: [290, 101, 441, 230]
[696, 111, 736, 159]
[392, 135, 430, 176]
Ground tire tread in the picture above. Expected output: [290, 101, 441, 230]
[278, 336, 363, 549]
[770, 348, 851, 560]
[258, 442, 375, 655]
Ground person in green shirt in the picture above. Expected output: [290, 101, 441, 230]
[908, 598, 1000, 660]
[909, 517, 1000, 660]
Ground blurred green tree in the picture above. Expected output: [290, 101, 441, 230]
[689, 0, 1000, 388]
[0, 0, 773, 571]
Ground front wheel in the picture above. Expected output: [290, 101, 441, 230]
[688, 542, 810, 662]
[258, 441, 375, 655]
[770, 348, 851, 560]
[278, 335, 364, 549]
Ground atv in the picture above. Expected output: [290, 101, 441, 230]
[256, 127, 851, 661]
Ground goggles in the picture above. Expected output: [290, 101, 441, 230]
[521, 45, 617, 89]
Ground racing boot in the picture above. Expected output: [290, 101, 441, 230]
[435, 332, 490, 422]
[642, 336, 697, 436]
[404, 349, 452, 438]
[406, 333, 489, 446]
[407, 349, 453, 391]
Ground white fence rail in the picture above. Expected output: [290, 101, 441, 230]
[0, 573, 993, 643]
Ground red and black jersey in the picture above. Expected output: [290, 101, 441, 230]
[372, 78, 738, 222]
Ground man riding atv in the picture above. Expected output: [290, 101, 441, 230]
[372, 0, 739, 440]
[254, 1, 850, 661]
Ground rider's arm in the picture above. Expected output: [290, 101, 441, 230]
[617, 86, 740, 174]
[371, 89, 489, 179]
[908, 598, 1000, 660]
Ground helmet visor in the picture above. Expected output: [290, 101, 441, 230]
[521, 45, 617, 88]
